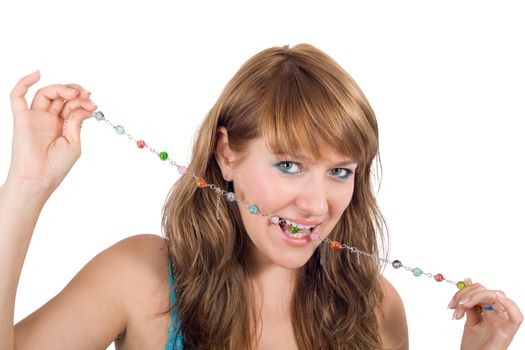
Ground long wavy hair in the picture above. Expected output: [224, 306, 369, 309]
[162, 44, 388, 349]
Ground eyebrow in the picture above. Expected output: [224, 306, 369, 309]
[281, 153, 358, 166]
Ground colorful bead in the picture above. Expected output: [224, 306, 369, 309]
[159, 151, 168, 160]
[456, 281, 467, 289]
[115, 125, 125, 135]
[197, 179, 207, 188]
[93, 111, 105, 120]
[248, 205, 259, 214]
[485, 305, 494, 311]
[412, 267, 423, 277]
[392, 260, 402, 269]
[330, 241, 341, 250]
[95, 109, 468, 291]
[226, 192, 235, 202]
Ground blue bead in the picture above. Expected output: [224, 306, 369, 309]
[485, 305, 494, 311]
[412, 267, 423, 277]
[248, 205, 259, 214]
[115, 125, 125, 135]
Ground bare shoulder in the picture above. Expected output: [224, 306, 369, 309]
[107, 233, 170, 281]
[108, 233, 171, 295]
[104, 234, 173, 347]
[377, 276, 409, 350]
[15, 234, 172, 350]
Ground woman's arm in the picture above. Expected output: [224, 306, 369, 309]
[0, 71, 120, 350]
[0, 181, 49, 350]
[12, 235, 134, 349]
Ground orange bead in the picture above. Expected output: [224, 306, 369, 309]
[197, 179, 207, 188]
[330, 241, 341, 250]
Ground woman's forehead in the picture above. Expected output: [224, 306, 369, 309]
[251, 138, 358, 165]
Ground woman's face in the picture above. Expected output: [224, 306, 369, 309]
[230, 138, 357, 271]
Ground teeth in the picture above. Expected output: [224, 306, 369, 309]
[284, 219, 315, 230]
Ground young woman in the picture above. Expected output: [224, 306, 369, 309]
[1, 44, 522, 349]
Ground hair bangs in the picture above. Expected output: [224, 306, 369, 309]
[258, 62, 374, 165]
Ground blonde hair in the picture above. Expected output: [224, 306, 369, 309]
[162, 44, 387, 349]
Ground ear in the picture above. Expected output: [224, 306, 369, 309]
[214, 126, 236, 182]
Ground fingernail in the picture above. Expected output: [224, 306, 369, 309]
[68, 88, 79, 94]
[496, 291, 506, 300]
[87, 99, 96, 106]
[452, 309, 458, 320]
[447, 299, 455, 309]
[465, 277, 472, 284]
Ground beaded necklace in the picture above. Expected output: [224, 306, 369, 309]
[90, 111, 468, 291]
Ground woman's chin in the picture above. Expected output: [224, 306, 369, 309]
[271, 252, 314, 270]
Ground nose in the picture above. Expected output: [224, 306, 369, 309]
[294, 175, 329, 218]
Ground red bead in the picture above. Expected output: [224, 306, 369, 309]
[330, 241, 341, 250]
[197, 179, 207, 188]
[137, 140, 146, 148]
[434, 273, 445, 282]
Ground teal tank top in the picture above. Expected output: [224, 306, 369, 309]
[165, 259, 184, 350]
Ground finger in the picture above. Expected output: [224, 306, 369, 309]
[451, 282, 487, 320]
[463, 304, 483, 325]
[461, 289, 500, 309]
[10, 70, 41, 114]
[60, 98, 97, 120]
[48, 98, 66, 115]
[496, 292, 524, 325]
[459, 289, 508, 321]
[450, 282, 486, 309]
[65, 83, 91, 99]
[62, 105, 95, 146]
[30, 84, 79, 111]
[48, 84, 90, 114]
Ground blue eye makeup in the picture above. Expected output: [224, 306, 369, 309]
[329, 168, 354, 180]
[273, 161, 354, 181]
[273, 161, 302, 175]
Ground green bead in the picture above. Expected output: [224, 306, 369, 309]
[289, 226, 299, 234]
[159, 151, 168, 161]
[456, 281, 467, 289]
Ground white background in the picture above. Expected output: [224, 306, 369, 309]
[1, 1, 524, 349]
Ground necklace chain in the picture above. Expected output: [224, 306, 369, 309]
[90, 111, 466, 290]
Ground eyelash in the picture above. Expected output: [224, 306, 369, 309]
[273, 161, 354, 180]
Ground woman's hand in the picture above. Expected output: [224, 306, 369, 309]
[449, 279, 523, 350]
[6, 71, 96, 195]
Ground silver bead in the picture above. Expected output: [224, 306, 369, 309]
[270, 216, 280, 225]
[92, 111, 105, 121]
[226, 192, 235, 202]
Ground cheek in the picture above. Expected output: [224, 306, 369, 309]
[233, 163, 284, 213]
[329, 178, 355, 215]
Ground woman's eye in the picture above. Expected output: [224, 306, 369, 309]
[274, 161, 301, 175]
[330, 168, 353, 180]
